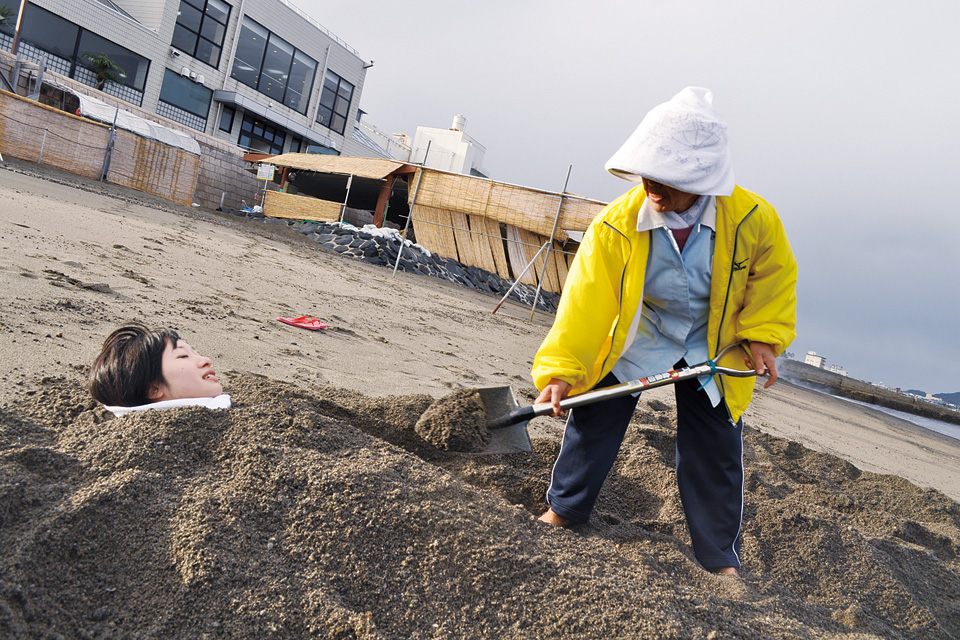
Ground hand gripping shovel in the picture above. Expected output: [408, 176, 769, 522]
[480, 342, 757, 454]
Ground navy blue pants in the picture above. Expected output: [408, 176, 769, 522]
[545, 370, 745, 570]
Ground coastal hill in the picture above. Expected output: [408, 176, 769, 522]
[910, 390, 960, 406]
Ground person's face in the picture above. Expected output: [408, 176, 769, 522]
[150, 338, 222, 401]
[641, 178, 699, 214]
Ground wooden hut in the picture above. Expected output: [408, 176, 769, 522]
[261, 154, 607, 294]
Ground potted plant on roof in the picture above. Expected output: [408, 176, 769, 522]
[81, 52, 126, 91]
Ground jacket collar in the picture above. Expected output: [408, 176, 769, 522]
[635, 195, 717, 233]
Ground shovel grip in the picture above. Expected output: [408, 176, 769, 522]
[487, 404, 539, 430]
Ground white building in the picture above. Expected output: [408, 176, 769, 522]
[804, 351, 826, 368]
[409, 114, 488, 177]
[1, 0, 374, 157]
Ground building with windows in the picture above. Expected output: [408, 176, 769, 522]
[0, 0, 374, 157]
[409, 114, 488, 177]
[823, 364, 848, 377]
[804, 351, 826, 368]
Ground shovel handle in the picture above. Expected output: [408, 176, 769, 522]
[489, 343, 757, 430]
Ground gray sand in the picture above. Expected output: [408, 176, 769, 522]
[2, 374, 959, 639]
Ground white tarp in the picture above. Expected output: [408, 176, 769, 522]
[74, 92, 201, 156]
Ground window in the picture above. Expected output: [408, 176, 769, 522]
[283, 51, 316, 113]
[13, 3, 149, 105]
[219, 105, 235, 132]
[158, 68, 212, 131]
[258, 32, 292, 102]
[18, 4, 78, 57]
[315, 71, 353, 135]
[304, 142, 339, 155]
[231, 17, 266, 88]
[0, 1, 17, 36]
[77, 30, 150, 90]
[229, 17, 317, 115]
[172, 0, 230, 68]
[238, 113, 285, 155]
[159, 68, 212, 117]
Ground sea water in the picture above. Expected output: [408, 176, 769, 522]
[833, 395, 960, 443]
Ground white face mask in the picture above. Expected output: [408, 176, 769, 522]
[642, 195, 708, 230]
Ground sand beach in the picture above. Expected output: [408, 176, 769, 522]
[1, 161, 958, 639]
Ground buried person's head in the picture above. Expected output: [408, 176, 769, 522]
[89, 322, 223, 407]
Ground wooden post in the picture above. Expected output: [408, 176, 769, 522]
[372, 175, 395, 227]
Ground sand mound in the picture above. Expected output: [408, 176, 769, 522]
[2, 373, 959, 639]
[414, 389, 490, 453]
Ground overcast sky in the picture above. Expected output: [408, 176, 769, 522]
[299, 0, 959, 393]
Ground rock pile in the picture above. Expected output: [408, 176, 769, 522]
[235, 210, 561, 312]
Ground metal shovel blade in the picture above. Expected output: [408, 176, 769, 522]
[476, 386, 532, 455]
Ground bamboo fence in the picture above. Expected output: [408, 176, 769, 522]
[109, 130, 199, 206]
[409, 168, 604, 294]
[0, 89, 199, 206]
[264, 190, 343, 222]
[0, 89, 109, 179]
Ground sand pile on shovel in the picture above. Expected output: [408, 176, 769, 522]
[414, 388, 490, 452]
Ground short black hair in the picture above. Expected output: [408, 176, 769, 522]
[89, 322, 180, 407]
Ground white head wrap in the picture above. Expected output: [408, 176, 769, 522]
[604, 87, 735, 196]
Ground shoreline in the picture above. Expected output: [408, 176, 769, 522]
[745, 378, 960, 502]
[829, 392, 960, 443]
[779, 358, 960, 426]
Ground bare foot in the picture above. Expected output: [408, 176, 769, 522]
[538, 508, 573, 528]
[711, 567, 739, 576]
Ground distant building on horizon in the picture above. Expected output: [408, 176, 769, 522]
[804, 351, 826, 368]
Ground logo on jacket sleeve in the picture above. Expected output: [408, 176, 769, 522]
[733, 258, 748, 272]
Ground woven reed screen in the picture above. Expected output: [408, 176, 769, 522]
[107, 130, 199, 206]
[265, 153, 403, 179]
[409, 168, 597, 294]
[1, 90, 199, 205]
[411, 204, 575, 293]
[0, 89, 109, 179]
[264, 191, 343, 222]
[411, 168, 605, 240]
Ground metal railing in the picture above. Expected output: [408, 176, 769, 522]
[274, 0, 362, 59]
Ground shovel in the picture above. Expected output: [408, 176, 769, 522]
[480, 342, 757, 454]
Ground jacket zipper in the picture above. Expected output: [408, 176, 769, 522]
[598, 221, 631, 378]
[715, 205, 758, 402]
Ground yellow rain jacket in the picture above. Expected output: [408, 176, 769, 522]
[532, 183, 798, 422]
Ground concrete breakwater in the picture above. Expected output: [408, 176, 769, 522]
[778, 358, 960, 426]
[236, 211, 561, 312]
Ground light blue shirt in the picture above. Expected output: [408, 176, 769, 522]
[611, 196, 721, 406]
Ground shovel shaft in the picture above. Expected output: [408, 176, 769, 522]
[488, 356, 756, 431]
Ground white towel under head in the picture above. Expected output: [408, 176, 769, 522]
[105, 393, 232, 417]
[604, 87, 736, 197]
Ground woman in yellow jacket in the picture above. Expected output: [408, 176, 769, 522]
[533, 88, 797, 576]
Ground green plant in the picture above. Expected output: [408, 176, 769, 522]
[81, 51, 126, 91]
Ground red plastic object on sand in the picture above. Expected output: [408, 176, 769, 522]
[277, 316, 327, 330]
